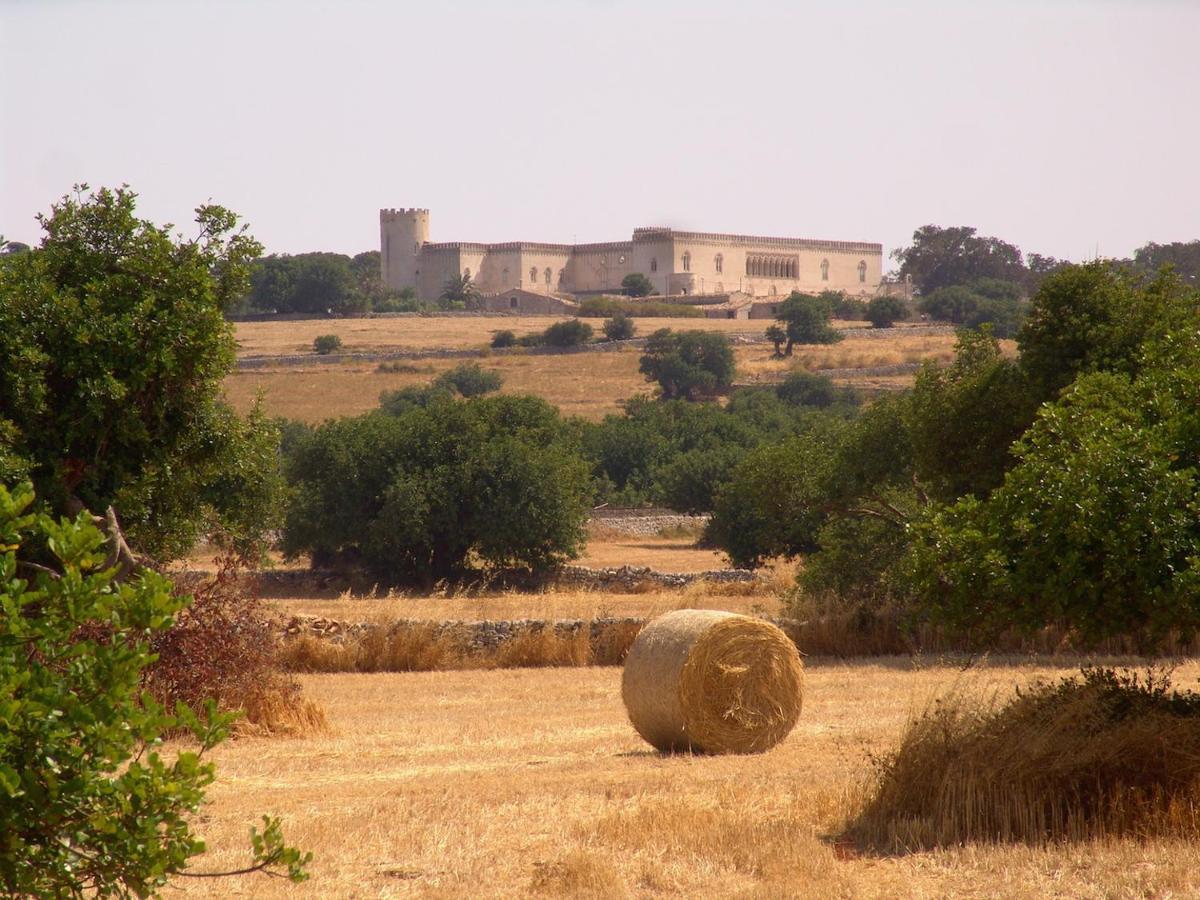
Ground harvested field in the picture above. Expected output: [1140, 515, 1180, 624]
[222, 328, 980, 423]
[175, 659, 1200, 898]
[266, 581, 787, 625]
[233, 315, 815, 359]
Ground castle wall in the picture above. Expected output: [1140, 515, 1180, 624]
[385, 209, 884, 303]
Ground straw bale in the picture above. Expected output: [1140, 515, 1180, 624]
[621, 609, 803, 754]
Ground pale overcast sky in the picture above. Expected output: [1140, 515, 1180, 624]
[2, 0, 1196, 266]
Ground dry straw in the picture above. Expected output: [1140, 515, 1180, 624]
[621, 609, 804, 754]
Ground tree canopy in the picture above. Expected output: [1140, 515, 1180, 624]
[0, 185, 281, 560]
[638, 329, 736, 400]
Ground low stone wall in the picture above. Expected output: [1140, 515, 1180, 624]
[588, 509, 710, 537]
[279, 612, 803, 655]
[555, 564, 754, 590]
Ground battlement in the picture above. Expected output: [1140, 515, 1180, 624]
[632, 226, 881, 254]
[380, 207, 430, 221]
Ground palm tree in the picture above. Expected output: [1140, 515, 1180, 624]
[439, 273, 480, 310]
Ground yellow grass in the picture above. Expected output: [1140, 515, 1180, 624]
[233, 316, 771, 358]
[266, 582, 786, 624]
[174, 659, 1200, 898]
[224, 351, 648, 422]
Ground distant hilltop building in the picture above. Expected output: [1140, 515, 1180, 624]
[380, 209, 884, 301]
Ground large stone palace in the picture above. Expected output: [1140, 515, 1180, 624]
[380, 209, 884, 301]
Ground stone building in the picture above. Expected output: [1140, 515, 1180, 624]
[381, 209, 884, 302]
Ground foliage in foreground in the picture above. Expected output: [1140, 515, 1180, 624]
[847, 669, 1200, 850]
[0, 185, 282, 561]
[0, 483, 308, 896]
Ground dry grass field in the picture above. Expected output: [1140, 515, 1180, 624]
[222, 323, 984, 423]
[174, 659, 1200, 898]
[232, 316, 841, 358]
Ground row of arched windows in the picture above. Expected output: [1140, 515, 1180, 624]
[746, 255, 799, 278]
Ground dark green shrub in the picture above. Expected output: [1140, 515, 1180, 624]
[432, 362, 503, 397]
[491, 329, 518, 348]
[282, 396, 591, 583]
[774, 292, 842, 352]
[313, 334, 342, 354]
[577, 297, 703, 318]
[602, 313, 636, 341]
[638, 329, 736, 400]
[866, 295, 908, 328]
[621, 273, 655, 297]
[776, 372, 839, 408]
[542, 319, 594, 347]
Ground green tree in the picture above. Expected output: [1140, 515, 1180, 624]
[602, 312, 636, 341]
[282, 396, 590, 582]
[491, 329, 517, 348]
[907, 326, 1200, 643]
[313, 334, 342, 354]
[773, 292, 842, 353]
[892, 224, 1026, 294]
[1018, 262, 1195, 399]
[438, 272, 480, 309]
[765, 324, 787, 357]
[638, 329, 736, 400]
[0, 185, 281, 561]
[246, 252, 365, 315]
[542, 319, 594, 347]
[621, 273, 655, 297]
[1133, 240, 1200, 284]
[0, 483, 308, 895]
[431, 362, 503, 397]
[866, 295, 908, 328]
[904, 328, 1036, 502]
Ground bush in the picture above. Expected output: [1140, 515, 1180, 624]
[541, 319, 594, 347]
[313, 334, 342, 355]
[638, 329, 736, 400]
[866, 295, 908, 328]
[0, 483, 308, 894]
[847, 668, 1200, 850]
[621, 273, 655, 297]
[775, 372, 839, 408]
[577, 297, 703, 318]
[431, 362, 503, 397]
[602, 313, 636, 342]
[774, 292, 842, 352]
[282, 396, 591, 583]
[491, 329, 517, 348]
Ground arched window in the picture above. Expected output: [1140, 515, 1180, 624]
[681, 252, 691, 272]
[530, 266, 538, 283]
[821, 259, 830, 281]
[544, 267, 552, 286]
[502, 267, 510, 283]
[557, 268, 565, 284]
[858, 260, 867, 283]
[650, 257, 658, 273]
[715, 254, 723, 274]
[510, 296, 519, 309]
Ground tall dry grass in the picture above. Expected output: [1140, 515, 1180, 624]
[846, 668, 1200, 852]
[277, 619, 644, 673]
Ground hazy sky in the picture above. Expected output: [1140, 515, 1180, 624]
[2, 0, 1197, 266]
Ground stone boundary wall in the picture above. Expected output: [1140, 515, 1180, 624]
[279, 612, 803, 654]
[249, 563, 754, 595]
[588, 512, 710, 537]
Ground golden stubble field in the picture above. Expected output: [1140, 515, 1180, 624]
[223, 318, 973, 423]
[175, 658, 1200, 899]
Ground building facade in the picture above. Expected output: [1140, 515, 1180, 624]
[380, 209, 884, 301]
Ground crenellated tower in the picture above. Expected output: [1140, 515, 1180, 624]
[380, 208, 430, 292]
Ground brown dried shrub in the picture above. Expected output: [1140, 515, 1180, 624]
[145, 555, 327, 736]
[846, 668, 1200, 851]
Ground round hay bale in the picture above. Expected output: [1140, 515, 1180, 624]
[621, 609, 803, 754]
